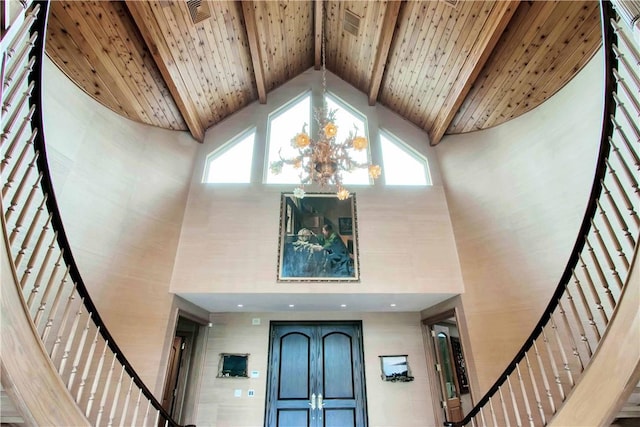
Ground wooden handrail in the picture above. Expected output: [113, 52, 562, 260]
[1, 2, 189, 426]
[444, 1, 639, 425]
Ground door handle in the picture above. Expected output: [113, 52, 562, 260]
[309, 393, 316, 410]
[317, 393, 324, 409]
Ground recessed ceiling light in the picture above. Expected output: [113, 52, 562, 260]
[288, 304, 295, 308]
[237, 304, 244, 308]
[340, 304, 347, 308]
[390, 303, 397, 307]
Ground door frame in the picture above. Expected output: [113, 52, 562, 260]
[422, 309, 473, 426]
[264, 320, 369, 427]
[161, 310, 209, 424]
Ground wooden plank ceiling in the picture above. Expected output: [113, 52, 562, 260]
[45, 0, 601, 144]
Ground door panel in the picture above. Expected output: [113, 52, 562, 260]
[267, 322, 366, 427]
[277, 409, 309, 427]
[324, 408, 355, 427]
[322, 332, 354, 399]
[278, 332, 311, 399]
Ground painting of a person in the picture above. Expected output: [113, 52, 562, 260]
[282, 228, 328, 277]
[317, 224, 352, 276]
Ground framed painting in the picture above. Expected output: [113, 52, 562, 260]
[277, 192, 359, 282]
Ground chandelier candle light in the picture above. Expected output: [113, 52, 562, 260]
[269, 4, 381, 200]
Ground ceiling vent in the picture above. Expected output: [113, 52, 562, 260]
[343, 9, 361, 36]
[442, 0, 459, 8]
[186, 0, 211, 25]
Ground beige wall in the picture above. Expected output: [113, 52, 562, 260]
[42, 57, 200, 393]
[195, 312, 435, 427]
[171, 69, 464, 302]
[434, 51, 604, 394]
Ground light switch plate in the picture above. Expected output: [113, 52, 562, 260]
[248, 389, 255, 397]
[251, 370, 259, 378]
[252, 318, 261, 325]
[234, 389, 242, 398]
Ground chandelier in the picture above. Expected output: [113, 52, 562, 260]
[269, 6, 381, 200]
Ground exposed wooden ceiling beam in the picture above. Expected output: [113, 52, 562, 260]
[368, 0, 402, 106]
[314, 0, 323, 70]
[124, 1, 204, 142]
[241, 1, 267, 104]
[428, 0, 519, 146]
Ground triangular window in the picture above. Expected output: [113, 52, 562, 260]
[265, 93, 312, 184]
[380, 131, 431, 185]
[204, 129, 255, 183]
[325, 94, 370, 185]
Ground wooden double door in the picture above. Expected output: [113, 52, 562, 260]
[265, 322, 367, 427]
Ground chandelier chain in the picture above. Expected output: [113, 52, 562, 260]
[321, 0, 327, 111]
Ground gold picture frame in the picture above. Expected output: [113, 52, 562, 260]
[277, 192, 359, 282]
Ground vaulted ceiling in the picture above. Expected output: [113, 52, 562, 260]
[45, 0, 601, 145]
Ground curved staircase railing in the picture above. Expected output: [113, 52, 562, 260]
[445, 2, 639, 426]
[1, 2, 187, 426]
[0, 1, 638, 427]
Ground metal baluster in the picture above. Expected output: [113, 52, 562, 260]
[107, 365, 125, 426]
[96, 353, 118, 427]
[76, 326, 100, 403]
[532, 341, 556, 414]
[86, 341, 108, 418]
[541, 325, 565, 400]
[564, 280, 594, 357]
[58, 298, 84, 376]
[515, 363, 534, 426]
[67, 316, 92, 389]
[33, 248, 63, 330]
[524, 353, 546, 424]
[601, 176, 635, 249]
[1, 108, 35, 177]
[40, 265, 71, 343]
